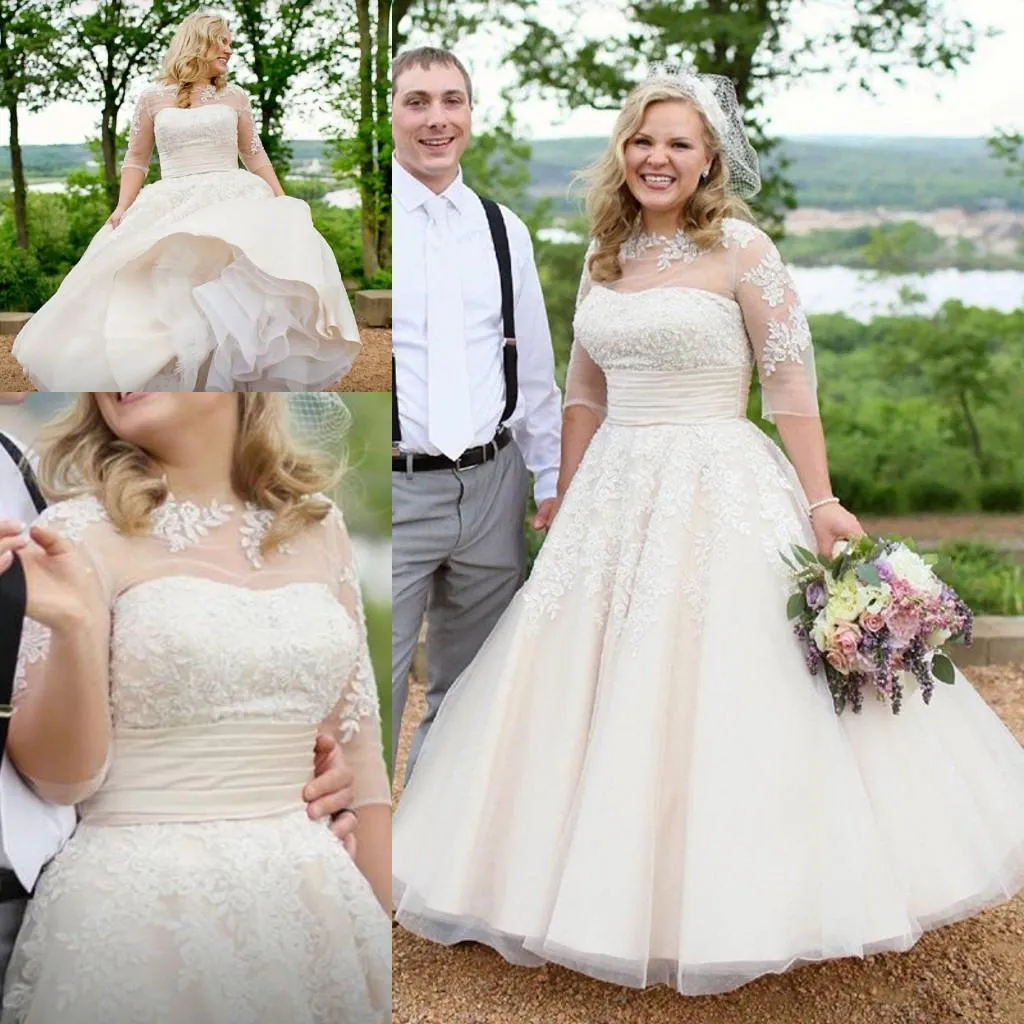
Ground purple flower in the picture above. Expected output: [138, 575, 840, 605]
[805, 580, 827, 609]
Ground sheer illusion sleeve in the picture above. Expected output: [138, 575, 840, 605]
[563, 241, 608, 417]
[228, 85, 272, 173]
[12, 501, 113, 805]
[122, 88, 157, 174]
[732, 229, 820, 421]
[321, 507, 389, 809]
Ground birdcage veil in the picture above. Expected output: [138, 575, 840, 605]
[645, 63, 761, 198]
[286, 394, 352, 453]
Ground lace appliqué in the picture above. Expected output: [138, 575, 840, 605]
[721, 218, 761, 249]
[760, 305, 813, 377]
[38, 494, 108, 543]
[240, 507, 295, 569]
[621, 228, 702, 271]
[151, 495, 234, 552]
[741, 247, 792, 308]
[12, 618, 49, 701]
[334, 566, 382, 741]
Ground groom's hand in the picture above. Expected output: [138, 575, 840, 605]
[305, 733, 358, 854]
[532, 498, 561, 532]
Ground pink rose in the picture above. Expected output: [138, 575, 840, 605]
[832, 621, 862, 656]
[861, 611, 886, 634]
[826, 648, 853, 674]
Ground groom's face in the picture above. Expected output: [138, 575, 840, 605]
[392, 62, 472, 189]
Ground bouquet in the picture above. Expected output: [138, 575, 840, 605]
[784, 536, 973, 715]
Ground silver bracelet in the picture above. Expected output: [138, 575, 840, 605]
[807, 496, 840, 515]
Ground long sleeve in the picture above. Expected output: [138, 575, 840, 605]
[506, 213, 562, 502]
[563, 242, 608, 418]
[732, 229, 819, 421]
[322, 508, 389, 809]
[230, 85, 272, 173]
[122, 89, 156, 174]
[11, 508, 112, 806]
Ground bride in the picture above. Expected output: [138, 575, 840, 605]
[392, 69, 1024, 996]
[12, 12, 361, 393]
[0, 394, 389, 1022]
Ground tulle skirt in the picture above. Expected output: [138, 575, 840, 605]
[1, 811, 390, 1023]
[393, 418, 1024, 995]
[12, 170, 360, 391]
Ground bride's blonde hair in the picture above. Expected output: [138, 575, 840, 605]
[579, 80, 752, 284]
[37, 395, 341, 554]
[159, 11, 231, 109]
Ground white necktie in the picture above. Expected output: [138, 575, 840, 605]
[424, 194, 474, 459]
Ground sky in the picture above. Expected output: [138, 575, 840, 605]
[408, 0, 1024, 141]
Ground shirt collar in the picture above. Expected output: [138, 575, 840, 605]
[392, 158, 470, 216]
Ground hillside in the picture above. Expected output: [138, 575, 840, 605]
[530, 136, 1022, 211]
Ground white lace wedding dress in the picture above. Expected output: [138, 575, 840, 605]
[13, 83, 360, 392]
[1, 493, 390, 1023]
[392, 220, 1024, 995]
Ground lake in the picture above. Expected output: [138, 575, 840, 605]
[535, 228, 1024, 319]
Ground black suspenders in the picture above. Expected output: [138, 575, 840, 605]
[0, 434, 46, 516]
[391, 194, 518, 454]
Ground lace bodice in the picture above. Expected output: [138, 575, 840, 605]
[567, 219, 818, 422]
[123, 82, 271, 179]
[12, 493, 387, 808]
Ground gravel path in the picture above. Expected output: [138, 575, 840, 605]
[393, 663, 1024, 1024]
[0, 325, 391, 393]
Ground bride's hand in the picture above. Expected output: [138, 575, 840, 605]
[809, 502, 864, 558]
[0, 521, 102, 630]
[107, 206, 129, 229]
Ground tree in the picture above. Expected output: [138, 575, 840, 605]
[0, 0, 70, 248]
[228, 0, 344, 174]
[989, 129, 1024, 185]
[396, 0, 980, 232]
[65, 0, 191, 208]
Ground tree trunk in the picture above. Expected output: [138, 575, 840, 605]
[375, 0, 392, 273]
[101, 96, 119, 209]
[356, 0, 378, 280]
[958, 389, 984, 467]
[8, 102, 28, 250]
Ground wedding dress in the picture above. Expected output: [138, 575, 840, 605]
[1, 493, 390, 1023]
[392, 219, 1024, 995]
[12, 83, 360, 392]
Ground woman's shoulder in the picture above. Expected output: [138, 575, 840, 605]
[720, 217, 770, 251]
[37, 493, 110, 543]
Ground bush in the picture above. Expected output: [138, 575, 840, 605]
[905, 473, 972, 512]
[0, 243, 48, 311]
[310, 202, 364, 281]
[937, 541, 1024, 616]
[979, 478, 1024, 512]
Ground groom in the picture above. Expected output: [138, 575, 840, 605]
[391, 47, 562, 778]
[0, 395, 360, 993]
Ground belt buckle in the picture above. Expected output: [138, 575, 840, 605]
[453, 450, 472, 472]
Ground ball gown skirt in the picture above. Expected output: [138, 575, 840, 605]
[12, 170, 360, 392]
[392, 367, 1024, 996]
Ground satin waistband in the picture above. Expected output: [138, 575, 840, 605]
[605, 367, 751, 425]
[160, 150, 239, 180]
[81, 722, 316, 826]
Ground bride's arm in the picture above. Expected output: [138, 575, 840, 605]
[557, 244, 607, 502]
[734, 228, 863, 553]
[1, 522, 111, 804]
[322, 507, 391, 910]
[232, 87, 285, 197]
[112, 91, 156, 227]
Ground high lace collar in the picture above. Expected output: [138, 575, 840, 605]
[620, 227, 703, 271]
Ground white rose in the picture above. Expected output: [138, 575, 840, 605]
[881, 545, 942, 597]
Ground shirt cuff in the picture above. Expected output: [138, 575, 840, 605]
[533, 469, 559, 504]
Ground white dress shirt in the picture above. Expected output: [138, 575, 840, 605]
[0, 431, 76, 889]
[393, 159, 563, 501]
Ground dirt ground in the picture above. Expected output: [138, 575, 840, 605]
[0, 324, 391, 393]
[392, 663, 1024, 1024]
[860, 514, 1024, 545]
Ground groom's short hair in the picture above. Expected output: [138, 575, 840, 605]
[392, 47, 473, 106]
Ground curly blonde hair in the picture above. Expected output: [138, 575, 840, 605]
[159, 11, 231, 109]
[579, 80, 753, 284]
[37, 396, 341, 554]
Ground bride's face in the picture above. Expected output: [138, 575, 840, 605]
[206, 30, 232, 78]
[623, 100, 713, 219]
[95, 394, 236, 457]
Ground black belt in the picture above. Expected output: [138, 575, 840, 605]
[393, 427, 512, 473]
[0, 868, 29, 904]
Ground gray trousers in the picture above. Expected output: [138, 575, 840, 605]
[0, 898, 26, 1001]
[392, 441, 529, 780]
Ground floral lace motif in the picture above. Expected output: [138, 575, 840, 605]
[2, 813, 390, 1023]
[621, 228, 702, 271]
[150, 495, 233, 552]
[740, 246, 791, 308]
[760, 305, 813, 376]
